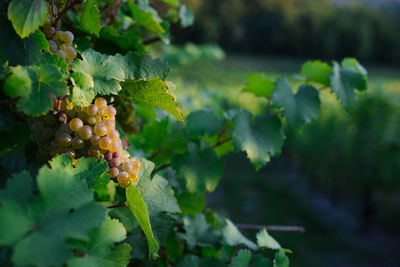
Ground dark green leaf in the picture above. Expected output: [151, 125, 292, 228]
[274, 251, 290, 267]
[180, 214, 221, 249]
[186, 108, 225, 137]
[128, 2, 165, 38]
[229, 249, 252, 267]
[178, 192, 206, 215]
[272, 77, 320, 127]
[81, 0, 101, 36]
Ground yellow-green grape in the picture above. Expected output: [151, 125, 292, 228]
[87, 116, 97, 125]
[49, 40, 57, 53]
[64, 46, 76, 60]
[58, 133, 72, 147]
[43, 25, 55, 38]
[79, 125, 93, 140]
[55, 50, 66, 59]
[99, 136, 112, 150]
[66, 103, 74, 111]
[74, 105, 83, 112]
[105, 106, 116, 118]
[97, 108, 105, 116]
[95, 115, 102, 123]
[86, 104, 98, 116]
[90, 135, 100, 146]
[117, 171, 131, 188]
[109, 167, 119, 178]
[71, 136, 84, 149]
[104, 119, 115, 130]
[122, 161, 132, 172]
[109, 140, 121, 153]
[107, 129, 120, 140]
[59, 43, 66, 51]
[69, 118, 83, 132]
[95, 97, 107, 108]
[88, 149, 101, 158]
[131, 158, 141, 172]
[94, 123, 108, 136]
[60, 31, 74, 44]
[129, 172, 139, 182]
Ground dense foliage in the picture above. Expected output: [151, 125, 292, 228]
[0, 0, 368, 266]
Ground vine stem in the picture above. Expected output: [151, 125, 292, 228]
[237, 224, 305, 233]
[107, 203, 128, 209]
[211, 137, 231, 148]
[54, 0, 82, 29]
[152, 163, 171, 175]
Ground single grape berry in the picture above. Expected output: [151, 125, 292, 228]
[69, 118, 83, 132]
[104, 151, 113, 161]
[90, 135, 100, 146]
[86, 104, 98, 116]
[95, 97, 107, 108]
[55, 50, 66, 59]
[109, 167, 119, 178]
[94, 123, 108, 136]
[109, 157, 121, 168]
[108, 129, 120, 140]
[71, 137, 84, 149]
[88, 149, 101, 158]
[104, 119, 115, 130]
[64, 46, 77, 60]
[132, 159, 141, 171]
[61, 31, 74, 44]
[87, 116, 97, 125]
[117, 171, 130, 188]
[49, 40, 57, 53]
[99, 136, 112, 150]
[58, 133, 72, 147]
[105, 106, 117, 118]
[79, 125, 93, 140]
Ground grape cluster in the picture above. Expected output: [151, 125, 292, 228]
[116, 100, 141, 135]
[40, 3, 77, 65]
[29, 97, 141, 188]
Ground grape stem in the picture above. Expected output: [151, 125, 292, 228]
[152, 163, 171, 175]
[54, 0, 82, 29]
[107, 203, 128, 209]
[104, 0, 123, 25]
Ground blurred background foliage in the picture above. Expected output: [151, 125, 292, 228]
[149, 0, 400, 266]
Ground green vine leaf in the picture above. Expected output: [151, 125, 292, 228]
[232, 109, 284, 170]
[0, 155, 107, 266]
[8, 0, 47, 38]
[256, 229, 281, 250]
[24, 30, 49, 65]
[81, 0, 101, 36]
[68, 217, 131, 267]
[242, 73, 275, 98]
[229, 249, 252, 267]
[128, 2, 165, 38]
[126, 185, 159, 259]
[120, 78, 183, 122]
[300, 60, 332, 85]
[330, 59, 367, 107]
[272, 77, 320, 127]
[274, 251, 290, 267]
[223, 219, 258, 250]
[71, 72, 96, 106]
[3, 64, 68, 115]
[71, 49, 125, 102]
[172, 145, 225, 193]
[186, 108, 225, 137]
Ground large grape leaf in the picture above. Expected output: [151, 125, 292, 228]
[68, 217, 131, 267]
[110, 52, 171, 81]
[186, 108, 225, 137]
[272, 77, 320, 127]
[8, 0, 47, 38]
[232, 109, 284, 170]
[81, 0, 101, 36]
[71, 72, 96, 106]
[223, 219, 258, 250]
[0, 156, 107, 266]
[242, 73, 275, 98]
[330, 60, 367, 107]
[229, 249, 252, 267]
[300, 60, 332, 86]
[128, 2, 165, 38]
[179, 214, 221, 249]
[24, 30, 49, 65]
[124, 158, 181, 259]
[3, 64, 68, 115]
[178, 192, 206, 215]
[120, 78, 183, 122]
[172, 144, 225, 193]
[71, 49, 125, 102]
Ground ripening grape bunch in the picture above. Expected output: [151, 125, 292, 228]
[40, 2, 77, 65]
[29, 97, 141, 188]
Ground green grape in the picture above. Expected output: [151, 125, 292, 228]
[97, 108, 105, 116]
[131, 158, 141, 171]
[64, 46, 76, 60]
[105, 106, 116, 118]
[88, 149, 101, 158]
[58, 133, 72, 147]
[42, 25, 55, 38]
[109, 167, 119, 178]
[94, 123, 107, 136]
[79, 125, 93, 140]
[31, 121, 44, 132]
[90, 135, 100, 146]
[61, 31, 74, 44]
[95, 97, 107, 108]
[86, 104, 98, 116]
[109, 139, 121, 153]
[69, 118, 83, 132]
[99, 136, 112, 150]
[122, 161, 132, 172]
[107, 129, 120, 140]
[71, 137, 84, 149]
[104, 119, 115, 130]
[87, 116, 97, 125]
[49, 40, 57, 53]
[55, 50, 66, 59]
[117, 171, 130, 186]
